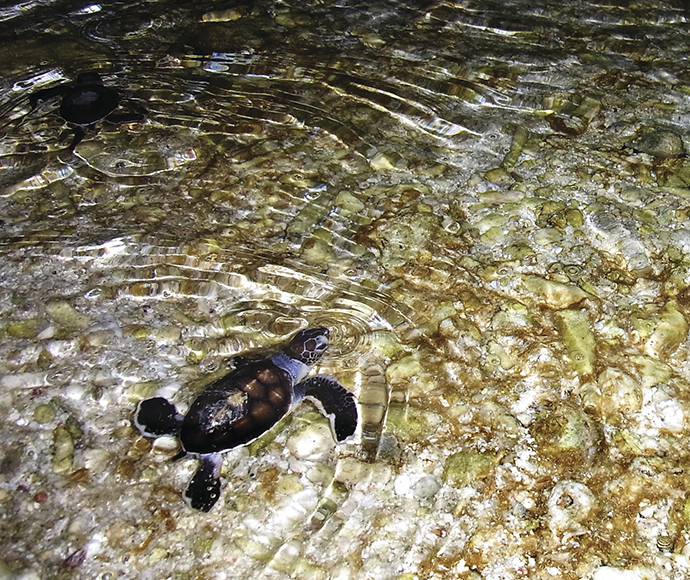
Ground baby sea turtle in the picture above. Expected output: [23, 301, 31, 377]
[134, 327, 358, 512]
[29, 72, 146, 150]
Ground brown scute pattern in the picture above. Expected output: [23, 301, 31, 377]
[267, 388, 286, 407]
[256, 368, 281, 386]
[240, 378, 266, 399]
[228, 416, 254, 438]
[180, 359, 292, 453]
[251, 400, 280, 424]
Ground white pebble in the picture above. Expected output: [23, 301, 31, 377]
[286, 422, 333, 461]
[547, 479, 595, 535]
[65, 383, 85, 400]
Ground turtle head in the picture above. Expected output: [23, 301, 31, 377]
[284, 327, 329, 365]
[76, 72, 103, 86]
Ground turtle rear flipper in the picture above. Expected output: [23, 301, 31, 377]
[134, 397, 183, 437]
[297, 374, 358, 441]
[184, 454, 222, 512]
[67, 126, 87, 151]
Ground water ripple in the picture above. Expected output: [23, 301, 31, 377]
[82, 238, 412, 339]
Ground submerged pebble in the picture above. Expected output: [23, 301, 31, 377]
[442, 451, 502, 488]
[52, 425, 74, 474]
[32, 403, 56, 424]
[547, 479, 596, 536]
[556, 309, 596, 376]
[286, 421, 334, 461]
[629, 130, 685, 159]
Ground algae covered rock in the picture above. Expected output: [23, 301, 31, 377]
[45, 299, 91, 330]
[52, 417, 83, 474]
[442, 450, 502, 488]
[530, 404, 604, 467]
[646, 300, 688, 358]
[597, 368, 643, 419]
[52, 425, 75, 474]
[521, 275, 590, 309]
[356, 209, 442, 270]
[33, 403, 56, 424]
[385, 403, 442, 443]
[629, 129, 685, 159]
[555, 309, 596, 375]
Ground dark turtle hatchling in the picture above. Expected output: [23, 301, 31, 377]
[134, 327, 358, 511]
[29, 72, 147, 150]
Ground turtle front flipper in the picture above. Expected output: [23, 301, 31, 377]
[134, 397, 184, 437]
[297, 374, 358, 441]
[106, 101, 148, 124]
[29, 85, 67, 109]
[184, 454, 222, 512]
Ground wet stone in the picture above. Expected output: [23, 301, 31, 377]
[52, 425, 74, 474]
[32, 403, 56, 424]
[521, 275, 590, 309]
[286, 421, 333, 461]
[44, 299, 91, 329]
[547, 480, 596, 536]
[442, 451, 502, 488]
[484, 167, 514, 187]
[412, 476, 442, 499]
[630, 130, 685, 159]
[530, 405, 604, 468]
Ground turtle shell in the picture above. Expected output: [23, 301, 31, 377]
[59, 84, 120, 126]
[180, 358, 293, 454]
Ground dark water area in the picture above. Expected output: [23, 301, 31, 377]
[2, 2, 690, 579]
[0, 0, 687, 244]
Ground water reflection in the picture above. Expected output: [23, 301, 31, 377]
[2, 0, 690, 578]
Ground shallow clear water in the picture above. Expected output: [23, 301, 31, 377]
[2, 1, 690, 579]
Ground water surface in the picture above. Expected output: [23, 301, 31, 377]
[2, 1, 690, 579]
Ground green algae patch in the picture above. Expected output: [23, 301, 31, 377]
[4, 318, 43, 339]
[45, 299, 91, 330]
[385, 404, 441, 442]
[646, 300, 688, 357]
[442, 451, 502, 488]
[530, 405, 604, 468]
[556, 309, 596, 375]
[521, 275, 590, 309]
[52, 425, 75, 474]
